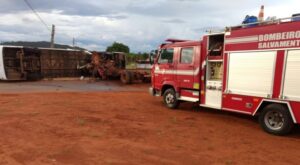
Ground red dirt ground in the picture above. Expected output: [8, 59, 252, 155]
[0, 91, 300, 165]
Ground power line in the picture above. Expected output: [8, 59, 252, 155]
[23, 0, 50, 31]
[23, 0, 78, 47]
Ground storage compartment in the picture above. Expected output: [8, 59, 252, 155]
[282, 50, 300, 100]
[207, 61, 223, 81]
[205, 61, 223, 108]
[227, 51, 276, 97]
[206, 85, 222, 108]
[208, 34, 224, 56]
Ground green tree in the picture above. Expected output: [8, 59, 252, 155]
[106, 42, 130, 53]
[141, 52, 149, 60]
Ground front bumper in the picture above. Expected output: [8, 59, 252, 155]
[149, 87, 161, 96]
[149, 87, 155, 96]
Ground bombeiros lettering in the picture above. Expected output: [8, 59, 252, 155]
[258, 30, 300, 49]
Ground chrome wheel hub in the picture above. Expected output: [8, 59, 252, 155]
[165, 93, 175, 104]
[264, 110, 284, 130]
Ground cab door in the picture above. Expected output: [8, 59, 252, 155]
[154, 48, 175, 89]
[176, 47, 195, 89]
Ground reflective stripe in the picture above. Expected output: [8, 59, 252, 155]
[0, 46, 7, 80]
[193, 91, 199, 96]
[225, 35, 259, 44]
[178, 96, 199, 102]
[252, 99, 297, 123]
[154, 67, 199, 76]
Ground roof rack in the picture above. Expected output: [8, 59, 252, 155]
[226, 15, 300, 31]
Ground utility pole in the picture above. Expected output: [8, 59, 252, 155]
[50, 24, 55, 48]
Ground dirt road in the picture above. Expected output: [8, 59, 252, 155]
[0, 85, 300, 164]
[0, 80, 146, 93]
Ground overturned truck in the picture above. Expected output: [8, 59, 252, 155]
[0, 46, 90, 80]
[79, 51, 152, 84]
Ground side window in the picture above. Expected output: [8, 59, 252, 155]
[158, 48, 174, 64]
[180, 48, 194, 64]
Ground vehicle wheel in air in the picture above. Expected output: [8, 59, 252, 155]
[259, 104, 294, 136]
[163, 88, 180, 109]
[120, 71, 132, 84]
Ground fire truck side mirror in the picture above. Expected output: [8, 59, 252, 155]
[149, 50, 157, 65]
[149, 55, 154, 65]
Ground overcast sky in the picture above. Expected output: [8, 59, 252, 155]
[0, 0, 299, 52]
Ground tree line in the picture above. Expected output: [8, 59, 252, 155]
[106, 42, 149, 62]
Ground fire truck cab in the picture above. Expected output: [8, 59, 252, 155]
[150, 39, 201, 106]
[150, 17, 300, 135]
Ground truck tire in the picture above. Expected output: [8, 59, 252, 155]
[259, 104, 294, 135]
[120, 71, 132, 84]
[142, 77, 151, 83]
[163, 88, 180, 109]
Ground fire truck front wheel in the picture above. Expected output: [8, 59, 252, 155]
[163, 88, 180, 109]
[259, 104, 294, 136]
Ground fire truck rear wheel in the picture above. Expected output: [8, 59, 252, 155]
[259, 104, 294, 136]
[163, 88, 179, 109]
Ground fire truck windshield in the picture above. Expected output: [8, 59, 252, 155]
[158, 48, 174, 64]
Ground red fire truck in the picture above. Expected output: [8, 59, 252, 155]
[149, 16, 300, 135]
